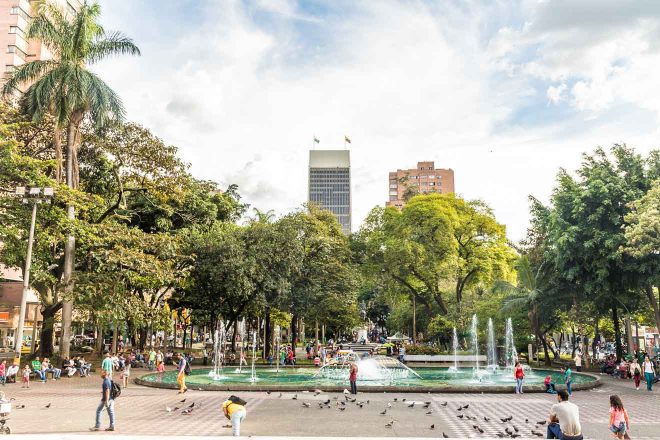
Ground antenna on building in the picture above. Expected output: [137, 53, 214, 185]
[344, 135, 351, 149]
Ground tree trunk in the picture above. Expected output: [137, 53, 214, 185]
[53, 129, 63, 183]
[112, 323, 118, 353]
[231, 321, 238, 353]
[540, 335, 551, 366]
[612, 304, 623, 361]
[291, 314, 298, 351]
[139, 326, 147, 350]
[95, 325, 103, 354]
[38, 303, 61, 358]
[645, 285, 660, 332]
[624, 317, 634, 354]
[60, 112, 83, 359]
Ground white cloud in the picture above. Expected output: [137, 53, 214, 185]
[94, 0, 660, 240]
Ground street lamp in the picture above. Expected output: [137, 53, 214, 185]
[14, 186, 53, 361]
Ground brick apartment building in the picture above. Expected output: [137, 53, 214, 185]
[386, 161, 455, 208]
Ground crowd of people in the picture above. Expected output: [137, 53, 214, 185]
[598, 352, 659, 391]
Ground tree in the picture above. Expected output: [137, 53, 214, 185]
[541, 145, 658, 360]
[2, 1, 140, 357]
[624, 180, 660, 331]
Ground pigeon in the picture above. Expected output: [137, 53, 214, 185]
[531, 430, 544, 437]
[366, 400, 370, 404]
[496, 433, 505, 438]
[349, 398, 357, 403]
[333, 396, 338, 400]
[292, 394, 298, 400]
[442, 433, 449, 438]
[9, 398, 16, 402]
[425, 411, 433, 415]
[473, 425, 479, 430]
[505, 427, 513, 435]
[457, 406, 464, 411]
[357, 404, 363, 408]
[380, 409, 387, 415]
[179, 398, 186, 403]
[266, 390, 271, 395]
[314, 389, 322, 396]
[338, 407, 346, 411]
[387, 403, 392, 408]
[323, 399, 330, 405]
[278, 393, 283, 398]
[423, 402, 431, 408]
[181, 408, 194, 415]
[393, 398, 398, 401]
[513, 425, 519, 432]
[15, 404, 25, 409]
[187, 402, 195, 409]
[462, 404, 470, 409]
[457, 414, 465, 419]
[385, 420, 395, 428]
[525, 418, 529, 423]
[402, 398, 407, 402]
[484, 417, 490, 422]
[343, 389, 350, 394]
[511, 434, 521, 438]
[302, 402, 310, 408]
[166, 406, 179, 413]
[407, 402, 415, 408]
[430, 424, 435, 430]
[477, 427, 484, 434]
[440, 401, 448, 406]
[536, 420, 547, 425]
[45, 403, 51, 408]
[500, 416, 513, 423]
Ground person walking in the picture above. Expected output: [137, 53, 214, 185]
[574, 352, 582, 372]
[90, 370, 115, 432]
[349, 362, 358, 395]
[222, 396, 247, 436]
[608, 395, 630, 439]
[514, 361, 524, 394]
[562, 366, 573, 395]
[546, 390, 583, 439]
[101, 352, 114, 379]
[629, 358, 642, 390]
[177, 353, 188, 394]
[642, 355, 655, 391]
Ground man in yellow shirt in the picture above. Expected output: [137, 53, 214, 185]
[222, 396, 247, 436]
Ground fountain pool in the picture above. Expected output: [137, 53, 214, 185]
[137, 366, 598, 393]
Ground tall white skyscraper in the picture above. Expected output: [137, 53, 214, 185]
[308, 150, 351, 234]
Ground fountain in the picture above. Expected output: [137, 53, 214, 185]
[236, 319, 246, 373]
[249, 330, 258, 382]
[142, 315, 598, 392]
[447, 327, 459, 373]
[505, 318, 518, 369]
[487, 318, 498, 371]
[274, 325, 281, 373]
[209, 323, 227, 380]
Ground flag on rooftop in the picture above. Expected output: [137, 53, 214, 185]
[314, 137, 320, 143]
[344, 135, 351, 144]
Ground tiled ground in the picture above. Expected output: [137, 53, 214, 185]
[1, 369, 659, 439]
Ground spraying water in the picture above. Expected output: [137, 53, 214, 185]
[209, 322, 226, 380]
[237, 319, 246, 373]
[471, 314, 480, 374]
[275, 325, 281, 373]
[249, 330, 258, 382]
[448, 327, 459, 373]
[487, 318, 497, 370]
[505, 317, 518, 369]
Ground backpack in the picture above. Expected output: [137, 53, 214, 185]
[184, 360, 191, 375]
[228, 395, 247, 406]
[110, 380, 121, 399]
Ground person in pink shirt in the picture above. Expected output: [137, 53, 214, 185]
[608, 395, 630, 439]
[0, 360, 6, 384]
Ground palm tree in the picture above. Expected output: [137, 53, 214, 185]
[2, 1, 140, 357]
[495, 255, 558, 366]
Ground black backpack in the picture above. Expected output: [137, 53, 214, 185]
[228, 395, 247, 406]
[110, 381, 121, 399]
[184, 360, 191, 375]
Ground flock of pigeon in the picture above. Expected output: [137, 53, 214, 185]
[288, 389, 549, 438]
[165, 398, 201, 415]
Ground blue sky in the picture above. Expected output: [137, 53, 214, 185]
[95, 0, 660, 239]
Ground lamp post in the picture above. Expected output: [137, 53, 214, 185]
[14, 186, 53, 361]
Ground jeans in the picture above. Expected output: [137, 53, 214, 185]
[95, 399, 115, 428]
[545, 384, 556, 393]
[35, 370, 46, 381]
[47, 367, 61, 379]
[230, 409, 246, 436]
[515, 378, 523, 393]
[350, 380, 357, 394]
[566, 380, 572, 395]
[148, 360, 154, 371]
[645, 372, 654, 390]
[547, 423, 583, 439]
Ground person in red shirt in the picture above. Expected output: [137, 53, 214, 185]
[514, 361, 525, 394]
[349, 362, 358, 394]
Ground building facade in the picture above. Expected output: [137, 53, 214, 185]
[386, 161, 455, 208]
[0, 265, 42, 354]
[1, 0, 82, 81]
[308, 150, 351, 234]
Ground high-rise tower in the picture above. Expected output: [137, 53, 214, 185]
[308, 150, 351, 234]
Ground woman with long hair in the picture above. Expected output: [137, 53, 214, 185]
[608, 395, 630, 440]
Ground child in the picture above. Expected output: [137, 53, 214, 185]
[544, 374, 557, 393]
[314, 356, 320, 367]
[608, 395, 630, 439]
[21, 365, 31, 388]
[121, 363, 131, 388]
[156, 360, 165, 381]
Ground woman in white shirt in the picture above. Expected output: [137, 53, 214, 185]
[643, 355, 656, 391]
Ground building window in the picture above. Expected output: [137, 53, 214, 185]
[5, 65, 15, 73]
[389, 195, 397, 201]
[10, 6, 31, 21]
[7, 45, 27, 59]
[9, 26, 25, 37]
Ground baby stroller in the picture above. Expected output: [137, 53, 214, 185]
[0, 398, 10, 434]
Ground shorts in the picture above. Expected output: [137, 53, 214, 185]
[610, 422, 627, 434]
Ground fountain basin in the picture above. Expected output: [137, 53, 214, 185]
[136, 367, 600, 393]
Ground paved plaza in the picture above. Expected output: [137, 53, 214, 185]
[2, 369, 659, 439]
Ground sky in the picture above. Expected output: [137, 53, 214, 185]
[94, 0, 660, 240]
